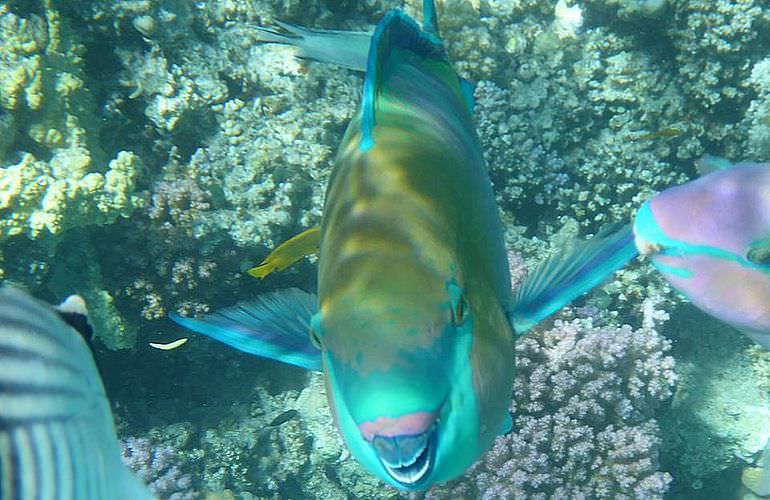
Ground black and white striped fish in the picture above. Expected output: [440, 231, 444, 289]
[0, 287, 154, 500]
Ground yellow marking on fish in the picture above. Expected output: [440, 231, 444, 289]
[149, 338, 188, 350]
[248, 227, 321, 279]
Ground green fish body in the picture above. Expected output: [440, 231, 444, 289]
[312, 10, 515, 487]
[172, 1, 637, 490]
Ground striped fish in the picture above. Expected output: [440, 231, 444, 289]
[0, 287, 154, 500]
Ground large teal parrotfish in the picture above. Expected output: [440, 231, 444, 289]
[633, 157, 770, 348]
[172, 1, 634, 490]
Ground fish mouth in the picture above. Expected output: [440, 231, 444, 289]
[372, 424, 437, 487]
[634, 233, 662, 256]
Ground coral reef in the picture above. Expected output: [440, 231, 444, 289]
[745, 56, 770, 159]
[416, 299, 676, 499]
[196, 375, 391, 499]
[0, 5, 144, 241]
[120, 435, 198, 500]
[658, 305, 770, 493]
[108, 301, 676, 499]
[1, 0, 769, 496]
[5, 0, 763, 346]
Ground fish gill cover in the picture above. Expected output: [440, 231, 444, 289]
[0, 0, 769, 498]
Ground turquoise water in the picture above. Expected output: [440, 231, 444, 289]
[1, 0, 770, 498]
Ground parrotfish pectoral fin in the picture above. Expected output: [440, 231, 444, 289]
[459, 78, 475, 114]
[170, 288, 321, 371]
[510, 224, 638, 334]
[247, 227, 321, 279]
[254, 20, 371, 71]
[498, 411, 513, 436]
[360, 8, 449, 152]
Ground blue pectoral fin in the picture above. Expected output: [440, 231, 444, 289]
[510, 224, 638, 334]
[498, 411, 513, 436]
[255, 21, 371, 72]
[459, 78, 475, 114]
[170, 288, 322, 371]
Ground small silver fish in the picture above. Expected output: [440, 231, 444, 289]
[0, 287, 154, 500]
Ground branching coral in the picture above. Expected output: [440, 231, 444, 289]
[416, 301, 675, 499]
[121, 435, 198, 500]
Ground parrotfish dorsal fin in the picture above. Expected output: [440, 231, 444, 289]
[695, 154, 733, 176]
[360, 9, 447, 151]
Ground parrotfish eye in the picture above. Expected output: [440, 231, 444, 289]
[309, 328, 322, 348]
[747, 246, 770, 267]
[452, 295, 469, 326]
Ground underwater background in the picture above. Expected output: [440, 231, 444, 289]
[1, 0, 770, 498]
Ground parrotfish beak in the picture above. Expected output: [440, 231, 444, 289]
[358, 411, 439, 487]
[634, 232, 662, 257]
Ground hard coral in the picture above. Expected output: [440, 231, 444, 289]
[120, 436, 197, 500]
[418, 309, 675, 499]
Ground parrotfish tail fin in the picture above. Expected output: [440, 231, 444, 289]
[423, 0, 440, 36]
[254, 20, 371, 71]
[0, 287, 156, 500]
[510, 224, 638, 334]
[360, 8, 453, 151]
[247, 227, 321, 279]
[170, 288, 322, 371]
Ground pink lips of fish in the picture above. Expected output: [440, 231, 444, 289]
[633, 163, 770, 345]
[358, 411, 438, 441]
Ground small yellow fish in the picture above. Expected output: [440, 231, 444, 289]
[247, 227, 321, 279]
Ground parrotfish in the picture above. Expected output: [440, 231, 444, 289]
[633, 157, 770, 348]
[0, 287, 154, 500]
[173, 1, 634, 490]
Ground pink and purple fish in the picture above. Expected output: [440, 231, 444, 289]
[633, 157, 770, 348]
